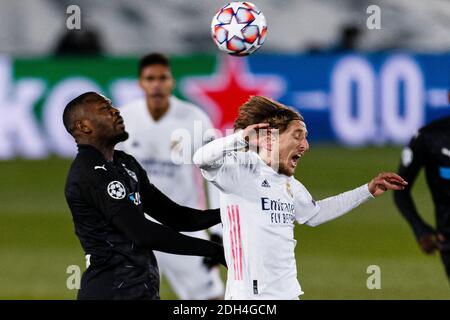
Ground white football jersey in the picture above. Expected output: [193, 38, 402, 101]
[118, 96, 217, 209]
[201, 148, 320, 300]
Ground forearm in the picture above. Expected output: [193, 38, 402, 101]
[142, 185, 221, 231]
[113, 210, 224, 258]
[152, 229, 223, 257]
[393, 189, 431, 238]
[394, 150, 429, 238]
[193, 131, 247, 169]
[175, 207, 222, 232]
[306, 184, 373, 227]
[147, 205, 221, 232]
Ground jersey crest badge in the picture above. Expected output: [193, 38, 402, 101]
[286, 181, 293, 198]
[122, 164, 138, 182]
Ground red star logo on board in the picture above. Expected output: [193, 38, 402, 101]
[181, 55, 285, 132]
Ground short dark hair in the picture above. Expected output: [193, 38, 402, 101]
[138, 53, 170, 76]
[234, 96, 303, 134]
[63, 91, 102, 135]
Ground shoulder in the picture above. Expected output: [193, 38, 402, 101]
[204, 151, 260, 189]
[291, 177, 312, 196]
[71, 151, 101, 173]
[405, 116, 450, 157]
[224, 150, 260, 170]
[114, 149, 142, 169]
[69, 150, 135, 183]
[408, 126, 431, 150]
[420, 116, 450, 135]
[290, 177, 305, 191]
[114, 149, 135, 161]
[65, 152, 98, 187]
[290, 178, 317, 210]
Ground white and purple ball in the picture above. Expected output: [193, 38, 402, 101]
[211, 2, 267, 56]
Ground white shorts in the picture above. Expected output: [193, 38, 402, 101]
[155, 230, 225, 300]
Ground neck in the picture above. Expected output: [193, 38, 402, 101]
[95, 144, 115, 162]
[146, 96, 170, 121]
[78, 137, 115, 161]
[257, 147, 278, 170]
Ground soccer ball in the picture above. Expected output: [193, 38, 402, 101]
[211, 2, 267, 56]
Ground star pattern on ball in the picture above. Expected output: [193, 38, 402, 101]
[211, 2, 267, 56]
[221, 15, 247, 40]
[227, 2, 247, 13]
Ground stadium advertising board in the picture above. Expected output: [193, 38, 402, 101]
[0, 53, 448, 159]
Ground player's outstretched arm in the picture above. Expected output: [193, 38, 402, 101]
[129, 156, 222, 232]
[393, 167, 431, 238]
[394, 168, 443, 253]
[304, 172, 407, 227]
[112, 208, 226, 266]
[141, 182, 222, 232]
[392, 136, 441, 252]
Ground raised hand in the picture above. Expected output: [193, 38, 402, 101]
[241, 123, 271, 149]
[368, 172, 408, 197]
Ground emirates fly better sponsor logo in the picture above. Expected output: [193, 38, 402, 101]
[261, 197, 295, 225]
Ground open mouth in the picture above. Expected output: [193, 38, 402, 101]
[290, 153, 302, 168]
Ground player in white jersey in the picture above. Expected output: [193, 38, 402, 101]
[118, 53, 224, 300]
[193, 96, 407, 300]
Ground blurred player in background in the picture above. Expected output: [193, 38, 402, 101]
[394, 101, 450, 281]
[118, 53, 224, 300]
[194, 96, 407, 300]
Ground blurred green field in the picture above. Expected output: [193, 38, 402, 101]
[1, 146, 449, 299]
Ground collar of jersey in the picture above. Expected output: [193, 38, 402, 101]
[77, 144, 120, 163]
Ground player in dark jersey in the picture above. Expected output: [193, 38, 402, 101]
[394, 113, 450, 281]
[63, 92, 226, 300]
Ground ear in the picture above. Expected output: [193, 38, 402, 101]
[75, 119, 92, 134]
